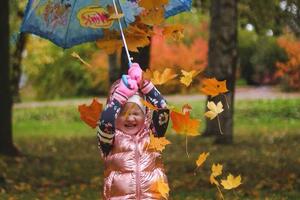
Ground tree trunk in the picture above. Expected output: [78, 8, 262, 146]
[11, 32, 27, 103]
[108, 53, 120, 85]
[120, 45, 151, 75]
[203, 0, 238, 144]
[0, 0, 20, 156]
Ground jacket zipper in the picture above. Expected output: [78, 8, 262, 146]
[135, 138, 141, 199]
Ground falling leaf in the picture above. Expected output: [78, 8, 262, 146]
[155, 178, 169, 199]
[182, 104, 192, 115]
[109, 13, 124, 20]
[140, 99, 158, 110]
[96, 38, 123, 54]
[180, 70, 201, 87]
[204, 101, 224, 120]
[78, 99, 103, 129]
[125, 25, 151, 52]
[221, 174, 242, 190]
[71, 52, 92, 68]
[170, 110, 200, 136]
[211, 163, 223, 177]
[147, 68, 178, 85]
[148, 133, 171, 152]
[139, 0, 169, 9]
[210, 174, 220, 186]
[140, 7, 165, 26]
[200, 78, 228, 97]
[162, 24, 185, 41]
[209, 163, 223, 186]
[143, 69, 153, 81]
[196, 152, 209, 167]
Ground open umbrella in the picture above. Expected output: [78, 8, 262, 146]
[20, 0, 192, 49]
[21, 0, 192, 86]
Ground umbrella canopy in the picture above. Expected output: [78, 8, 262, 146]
[20, 0, 192, 49]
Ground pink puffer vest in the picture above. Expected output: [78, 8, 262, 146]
[103, 129, 168, 200]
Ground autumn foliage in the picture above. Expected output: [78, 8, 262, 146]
[150, 27, 208, 72]
[149, 26, 208, 92]
[276, 36, 300, 91]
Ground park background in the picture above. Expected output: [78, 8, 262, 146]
[1, 0, 300, 199]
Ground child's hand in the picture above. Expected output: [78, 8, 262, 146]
[128, 63, 143, 85]
[113, 76, 138, 104]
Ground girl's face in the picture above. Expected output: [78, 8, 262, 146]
[115, 103, 145, 135]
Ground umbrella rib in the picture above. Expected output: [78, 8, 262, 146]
[64, 0, 78, 48]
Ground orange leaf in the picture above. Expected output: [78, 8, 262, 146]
[78, 98, 103, 129]
[140, 7, 165, 26]
[140, 99, 159, 111]
[162, 24, 185, 41]
[200, 78, 228, 97]
[170, 110, 200, 136]
[96, 38, 123, 54]
[143, 69, 153, 81]
[139, 0, 169, 9]
[125, 25, 151, 52]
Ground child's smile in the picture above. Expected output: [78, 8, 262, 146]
[115, 103, 145, 135]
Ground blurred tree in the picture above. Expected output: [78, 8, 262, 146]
[0, 0, 20, 156]
[10, 1, 27, 102]
[108, 53, 120, 85]
[203, 0, 238, 144]
[238, 0, 300, 37]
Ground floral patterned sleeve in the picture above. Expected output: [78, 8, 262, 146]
[141, 81, 170, 137]
[97, 99, 122, 156]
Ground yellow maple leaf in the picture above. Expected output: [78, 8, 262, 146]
[162, 24, 185, 41]
[204, 101, 224, 120]
[150, 68, 178, 85]
[170, 110, 200, 136]
[148, 134, 171, 152]
[180, 70, 201, 87]
[221, 174, 242, 190]
[196, 152, 210, 167]
[211, 163, 223, 177]
[139, 0, 169, 9]
[140, 7, 165, 26]
[156, 178, 169, 199]
[200, 78, 229, 97]
[209, 163, 223, 186]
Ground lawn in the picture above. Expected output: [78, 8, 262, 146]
[0, 98, 300, 199]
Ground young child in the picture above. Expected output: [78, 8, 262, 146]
[97, 63, 170, 199]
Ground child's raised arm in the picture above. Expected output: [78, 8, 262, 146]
[129, 63, 170, 137]
[97, 77, 138, 156]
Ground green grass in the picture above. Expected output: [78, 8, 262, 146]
[1, 98, 300, 199]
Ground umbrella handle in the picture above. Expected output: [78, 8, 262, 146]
[122, 74, 130, 89]
[121, 62, 134, 88]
